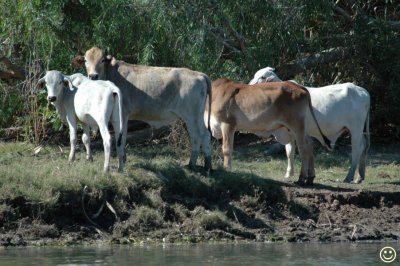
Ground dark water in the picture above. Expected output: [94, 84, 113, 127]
[0, 242, 398, 265]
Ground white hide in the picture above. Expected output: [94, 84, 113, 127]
[251, 67, 370, 183]
[38, 71, 124, 172]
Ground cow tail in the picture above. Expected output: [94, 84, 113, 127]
[113, 89, 124, 147]
[206, 76, 212, 134]
[304, 87, 332, 150]
[364, 109, 370, 152]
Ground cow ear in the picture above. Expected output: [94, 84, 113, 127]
[110, 56, 117, 66]
[105, 55, 117, 65]
[71, 56, 85, 69]
[37, 77, 46, 89]
[265, 76, 275, 82]
[63, 76, 75, 91]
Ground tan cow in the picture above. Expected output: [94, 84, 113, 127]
[72, 47, 212, 172]
[205, 78, 331, 185]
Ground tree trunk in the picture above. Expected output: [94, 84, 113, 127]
[276, 47, 354, 80]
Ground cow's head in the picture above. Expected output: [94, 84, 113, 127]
[71, 47, 114, 80]
[37, 70, 74, 103]
[249, 67, 282, 85]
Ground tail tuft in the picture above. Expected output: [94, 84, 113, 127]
[323, 135, 332, 151]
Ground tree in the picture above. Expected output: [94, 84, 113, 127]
[0, 0, 399, 141]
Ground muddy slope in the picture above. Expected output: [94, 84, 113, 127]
[0, 178, 399, 246]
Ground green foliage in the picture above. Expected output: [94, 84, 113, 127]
[0, 0, 399, 140]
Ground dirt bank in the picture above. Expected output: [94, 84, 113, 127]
[0, 136, 399, 247]
[0, 178, 399, 246]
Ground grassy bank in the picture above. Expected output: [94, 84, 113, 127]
[0, 137, 399, 246]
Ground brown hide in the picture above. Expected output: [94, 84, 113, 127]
[209, 78, 318, 185]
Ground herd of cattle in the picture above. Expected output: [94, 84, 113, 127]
[37, 47, 370, 186]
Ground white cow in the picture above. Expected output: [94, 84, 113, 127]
[37, 71, 125, 172]
[250, 67, 370, 183]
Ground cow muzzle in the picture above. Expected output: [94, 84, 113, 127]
[89, 74, 99, 80]
[48, 96, 57, 102]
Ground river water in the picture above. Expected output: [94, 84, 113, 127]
[0, 242, 398, 265]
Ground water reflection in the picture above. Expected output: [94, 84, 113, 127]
[0, 242, 398, 266]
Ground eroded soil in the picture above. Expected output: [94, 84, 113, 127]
[0, 179, 399, 246]
[0, 136, 399, 246]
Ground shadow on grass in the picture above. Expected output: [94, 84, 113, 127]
[125, 151, 366, 238]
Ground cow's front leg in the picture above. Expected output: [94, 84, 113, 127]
[221, 122, 235, 169]
[82, 125, 93, 161]
[66, 113, 77, 162]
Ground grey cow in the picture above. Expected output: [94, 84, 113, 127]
[72, 47, 212, 172]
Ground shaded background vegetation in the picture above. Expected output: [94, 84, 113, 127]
[0, 0, 399, 144]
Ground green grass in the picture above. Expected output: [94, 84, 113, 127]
[231, 140, 400, 188]
[1, 139, 399, 205]
[0, 138, 399, 243]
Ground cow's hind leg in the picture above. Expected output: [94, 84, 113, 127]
[284, 141, 296, 178]
[343, 130, 364, 183]
[184, 120, 201, 170]
[294, 132, 310, 186]
[201, 130, 212, 173]
[111, 104, 125, 172]
[121, 115, 128, 163]
[98, 124, 112, 172]
[82, 125, 93, 161]
[305, 136, 315, 185]
[198, 119, 212, 172]
[354, 132, 370, 184]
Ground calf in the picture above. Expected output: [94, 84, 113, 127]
[38, 71, 124, 172]
[205, 78, 331, 185]
[250, 67, 370, 183]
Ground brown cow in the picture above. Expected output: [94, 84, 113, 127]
[205, 78, 331, 185]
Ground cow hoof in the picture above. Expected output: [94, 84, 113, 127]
[296, 175, 307, 184]
[353, 177, 363, 184]
[305, 176, 315, 186]
[294, 180, 306, 187]
[305, 179, 314, 186]
[343, 178, 353, 183]
[186, 163, 196, 171]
